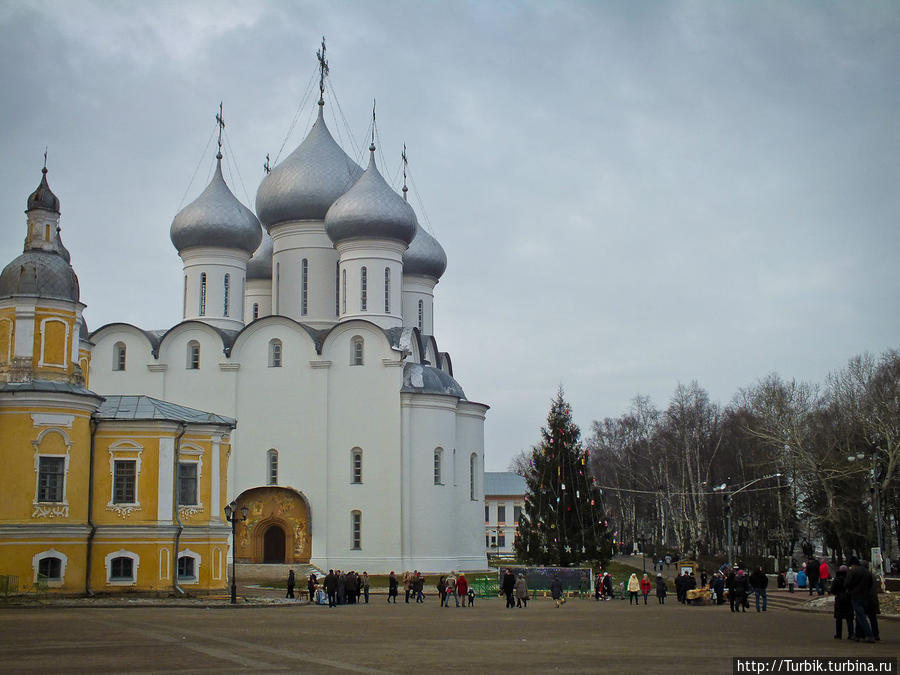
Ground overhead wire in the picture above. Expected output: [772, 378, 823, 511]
[177, 130, 215, 210]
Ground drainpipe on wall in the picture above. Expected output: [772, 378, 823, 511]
[85, 417, 97, 596]
[172, 423, 187, 595]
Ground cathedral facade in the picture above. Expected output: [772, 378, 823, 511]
[88, 92, 489, 573]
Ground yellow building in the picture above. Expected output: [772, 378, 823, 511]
[0, 166, 235, 594]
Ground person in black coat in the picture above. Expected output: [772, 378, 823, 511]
[844, 557, 875, 642]
[726, 571, 737, 612]
[324, 569, 337, 607]
[711, 572, 726, 605]
[502, 569, 517, 608]
[732, 570, 750, 612]
[286, 569, 295, 599]
[748, 567, 768, 612]
[655, 573, 667, 604]
[830, 566, 853, 639]
[387, 571, 399, 603]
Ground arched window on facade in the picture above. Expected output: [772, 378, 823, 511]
[469, 453, 477, 501]
[187, 341, 200, 370]
[223, 273, 230, 316]
[301, 258, 308, 316]
[183, 276, 187, 318]
[341, 268, 347, 315]
[268, 339, 282, 368]
[351, 448, 362, 484]
[351, 336, 364, 366]
[434, 447, 443, 485]
[418, 299, 424, 331]
[199, 273, 207, 316]
[267, 449, 278, 485]
[113, 342, 126, 371]
[360, 266, 367, 311]
[384, 267, 391, 313]
[335, 261, 340, 316]
[350, 510, 362, 550]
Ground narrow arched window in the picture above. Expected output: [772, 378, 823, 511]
[252, 303, 259, 320]
[351, 336, 364, 366]
[268, 339, 282, 368]
[267, 449, 278, 485]
[301, 258, 308, 316]
[384, 267, 391, 313]
[274, 262, 280, 314]
[351, 510, 362, 550]
[38, 556, 63, 581]
[469, 453, 477, 501]
[418, 299, 424, 331]
[351, 448, 362, 484]
[341, 268, 347, 314]
[360, 267, 367, 311]
[223, 274, 230, 316]
[113, 342, 126, 371]
[335, 262, 340, 316]
[183, 276, 188, 318]
[187, 341, 200, 370]
[434, 448, 443, 485]
[199, 273, 207, 316]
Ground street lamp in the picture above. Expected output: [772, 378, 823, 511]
[713, 474, 782, 569]
[848, 451, 884, 577]
[637, 533, 648, 573]
[224, 501, 249, 604]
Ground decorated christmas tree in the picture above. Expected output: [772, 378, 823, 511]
[515, 389, 611, 567]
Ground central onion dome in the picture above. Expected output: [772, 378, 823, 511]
[404, 219, 447, 279]
[170, 158, 262, 254]
[256, 105, 363, 227]
[246, 227, 273, 280]
[324, 146, 418, 246]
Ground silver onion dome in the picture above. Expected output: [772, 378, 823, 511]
[256, 105, 363, 227]
[0, 250, 80, 302]
[27, 167, 60, 214]
[325, 147, 418, 246]
[170, 159, 262, 255]
[246, 227, 273, 280]
[404, 219, 447, 279]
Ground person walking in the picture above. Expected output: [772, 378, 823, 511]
[515, 573, 529, 608]
[830, 565, 853, 640]
[818, 558, 831, 595]
[844, 557, 875, 642]
[749, 566, 768, 612]
[362, 571, 370, 604]
[307, 572, 317, 603]
[414, 571, 425, 603]
[446, 572, 459, 607]
[640, 573, 652, 604]
[806, 557, 820, 596]
[655, 573, 667, 604]
[286, 569, 295, 599]
[602, 572, 613, 600]
[325, 569, 337, 608]
[627, 573, 641, 606]
[732, 570, 750, 612]
[403, 571, 412, 604]
[595, 571, 603, 601]
[502, 569, 517, 608]
[785, 567, 796, 593]
[388, 571, 399, 603]
[437, 575, 447, 606]
[550, 576, 564, 608]
[456, 573, 469, 607]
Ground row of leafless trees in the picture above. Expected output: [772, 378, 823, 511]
[512, 348, 898, 567]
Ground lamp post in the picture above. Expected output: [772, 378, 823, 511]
[638, 533, 647, 573]
[224, 501, 248, 605]
[848, 451, 884, 577]
[713, 473, 782, 569]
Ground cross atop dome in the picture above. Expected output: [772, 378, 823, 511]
[215, 102, 225, 160]
[317, 36, 329, 106]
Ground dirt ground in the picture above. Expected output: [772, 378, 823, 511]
[0, 592, 894, 674]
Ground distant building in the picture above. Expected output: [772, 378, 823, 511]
[484, 472, 526, 556]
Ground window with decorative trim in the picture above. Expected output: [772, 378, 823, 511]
[113, 342, 126, 371]
[498, 505, 506, 523]
[187, 341, 200, 370]
[384, 267, 391, 313]
[113, 459, 136, 504]
[351, 448, 362, 484]
[269, 339, 282, 368]
[199, 273, 207, 316]
[33, 550, 67, 587]
[105, 550, 139, 585]
[38, 556, 61, 580]
[301, 258, 308, 315]
[360, 266, 367, 311]
[433, 448, 443, 485]
[351, 510, 362, 550]
[267, 449, 278, 486]
[418, 299, 424, 331]
[178, 462, 198, 506]
[37, 456, 65, 502]
[223, 273, 230, 316]
[177, 550, 201, 584]
[351, 336, 364, 366]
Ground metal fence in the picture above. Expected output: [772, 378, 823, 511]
[0, 575, 19, 598]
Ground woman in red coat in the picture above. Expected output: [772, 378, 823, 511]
[640, 573, 652, 604]
[456, 573, 469, 606]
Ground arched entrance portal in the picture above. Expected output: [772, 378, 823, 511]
[233, 487, 311, 564]
[263, 525, 286, 563]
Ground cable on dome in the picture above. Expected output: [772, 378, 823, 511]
[273, 70, 317, 166]
[177, 130, 215, 210]
[223, 128, 252, 207]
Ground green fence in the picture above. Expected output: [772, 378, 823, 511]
[0, 575, 19, 598]
[471, 575, 500, 598]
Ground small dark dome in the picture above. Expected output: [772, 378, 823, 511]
[0, 250, 80, 302]
[246, 227, 273, 281]
[27, 167, 60, 214]
[56, 228, 71, 263]
[404, 219, 447, 279]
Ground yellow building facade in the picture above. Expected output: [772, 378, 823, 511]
[0, 167, 235, 594]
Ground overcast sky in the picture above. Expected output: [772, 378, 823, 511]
[1, 1, 898, 471]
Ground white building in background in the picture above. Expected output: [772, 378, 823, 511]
[484, 472, 526, 556]
[89, 65, 489, 573]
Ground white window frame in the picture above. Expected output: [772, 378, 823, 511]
[177, 451, 203, 509]
[351, 510, 362, 550]
[351, 448, 363, 484]
[223, 273, 230, 317]
[113, 342, 126, 371]
[38, 317, 69, 368]
[267, 449, 278, 486]
[105, 550, 140, 586]
[360, 266, 367, 311]
[301, 258, 308, 316]
[418, 299, 424, 331]
[32, 549, 67, 587]
[269, 339, 282, 368]
[384, 267, 391, 313]
[177, 549, 201, 585]
[187, 341, 200, 370]
[433, 447, 443, 485]
[469, 453, 477, 501]
[32, 429, 72, 513]
[199, 272, 207, 316]
[351, 336, 364, 366]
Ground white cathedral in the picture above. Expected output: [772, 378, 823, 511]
[88, 69, 489, 573]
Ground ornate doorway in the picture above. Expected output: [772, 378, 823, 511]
[233, 487, 311, 564]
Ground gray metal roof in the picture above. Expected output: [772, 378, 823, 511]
[0, 380, 102, 399]
[325, 149, 418, 246]
[27, 167, 60, 213]
[403, 219, 447, 279]
[401, 362, 466, 399]
[246, 227, 273, 280]
[96, 395, 235, 426]
[0, 250, 80, 302]
[170, 159, 262, 255]
[255, 105, 363, 227]
[484, 471, 527, 497]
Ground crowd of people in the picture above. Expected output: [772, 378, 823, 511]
[303, 570, 371, 606]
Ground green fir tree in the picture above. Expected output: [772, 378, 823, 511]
[515, 389, 611, 567]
